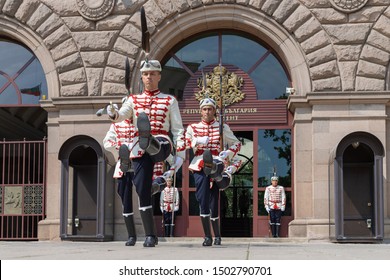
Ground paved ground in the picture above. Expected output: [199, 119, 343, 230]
[1, 237, 390, 260]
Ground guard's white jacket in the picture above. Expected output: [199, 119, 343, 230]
[264, 185, 286, 212]
[111, 89, 186, 159]
[160, 186, 179, 212]
[185, 119, 241, 171]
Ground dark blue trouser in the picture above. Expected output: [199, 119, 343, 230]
[117, 172, 134, 214]
[269, 209, 282, 225]
[194, 171, 219, 218]
[132, 138, 171, 208]
[163, 211, 175, 225]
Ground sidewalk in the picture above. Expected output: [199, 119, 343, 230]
[1, 237, 390, 260]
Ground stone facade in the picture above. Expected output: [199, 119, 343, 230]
[1, 0, 390, 240]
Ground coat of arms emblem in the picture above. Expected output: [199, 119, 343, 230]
[196, 66, 245, 107]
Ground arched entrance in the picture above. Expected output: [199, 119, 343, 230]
[333, 132, 384, 241]
[58, 135, 113, 241]
[154, 31, 293, 238]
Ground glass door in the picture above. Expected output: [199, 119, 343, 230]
[254, 128, 292, 237]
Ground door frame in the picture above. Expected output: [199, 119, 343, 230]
[334, 132, 384, 242]
[58, 135, 112, 241]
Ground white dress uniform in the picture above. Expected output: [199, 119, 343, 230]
[264, 179, 286, 237]
[113, 90, 186, 159]
[186, 119, 241, 171]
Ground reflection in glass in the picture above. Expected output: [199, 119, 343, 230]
[258, 129, 291, 188]
[160, 32, 289, 100]
[0, 39, 47, 105]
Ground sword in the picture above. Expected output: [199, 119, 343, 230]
[218, 63, 224, 152]
[125, 57, 131, 95]
[140, 6, 150, 58]
[202, 68, 209, 98]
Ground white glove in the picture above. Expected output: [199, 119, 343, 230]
[281, 207, 285, 212]
[160, 207, 163, 213]
[172, 157, 183, 171]
[219, 151, 228, 160]
[226, 166, 235, 174]
[265, 207, 270, 213]
[174, 206, 179, 211]
[196, 136, 209, 145]
[163, 170, 174, 178]
[107, 103, 118, 118]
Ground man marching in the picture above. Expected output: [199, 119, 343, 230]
[264, 176, 286, 238]
[160, 177, 180, 237]
[107, 59, 185, 247]
[185, 97, 241, 246]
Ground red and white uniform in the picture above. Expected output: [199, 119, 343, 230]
[264, 185, 286, 211]
[185, 119, 241, 171]
[160, 186, 179, 213]
[103, 119, 135, 178]
[113, 89, 185, 159]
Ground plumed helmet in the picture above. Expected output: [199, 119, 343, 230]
[140, 59, 162, 72]
[199, 97, 216, 109]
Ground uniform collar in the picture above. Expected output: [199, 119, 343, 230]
[144, 89, 160, 96]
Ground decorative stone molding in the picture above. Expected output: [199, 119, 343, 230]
[329, 0, 368, 13]
[76, 0, 115, 21]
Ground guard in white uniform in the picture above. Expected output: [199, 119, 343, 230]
[107, 59, 185, 247]
[264, 176, 286, 237]
[185, 97, 241, 246]
[159, 177, 179, 237]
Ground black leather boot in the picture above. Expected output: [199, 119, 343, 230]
[151, 176, 166, 195]
[215, 172, 231, 190]
[137, 112, 161, 155]
[271, 224, 277, 237]
[140, 208, 158, 247]
[201, 216, 212, 246]
[209, 162, 224, 181]
[203, 149, 224, 179]
[164, 225, 170, 237]
[211, 219, 221, 245]
[275, 224, 280, 238]
[124, 215, 137, 246]
[119, 144, 130, 173]
[202, 149, 214, 176]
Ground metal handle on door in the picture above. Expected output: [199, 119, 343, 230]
[75, 217, 80, 228]
[366, 219, 371, 229]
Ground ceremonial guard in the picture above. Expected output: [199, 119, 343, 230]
[107, 59, 185, 247]
[103, 97, 137, 246]
[160, 177, 180, 237]
[264, 176, 286, 238]
[185, 97, 241, 246]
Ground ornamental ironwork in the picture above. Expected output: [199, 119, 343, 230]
[76, 0, 115, 21]
[196, 66, 245, 107]
[24, 185, 43, 215]
[329, 0, 368, 13]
